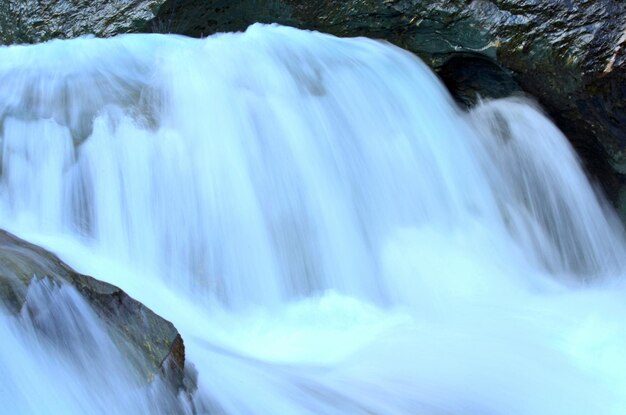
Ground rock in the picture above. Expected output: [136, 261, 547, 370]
[0, 229, 185, 390]
[0, 0, 165, 44]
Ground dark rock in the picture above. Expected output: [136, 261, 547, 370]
[0, 229, 185, 389]
[0, 0, 165, 44]
[149, 0, 291, 36]
[436, 53, 523, 108]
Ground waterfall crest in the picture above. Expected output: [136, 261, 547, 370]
[1, 24, 626, 414]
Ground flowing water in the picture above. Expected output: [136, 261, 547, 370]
[1, 24, 626, 414]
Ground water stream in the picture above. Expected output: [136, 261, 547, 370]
[1, 24, 626, 414]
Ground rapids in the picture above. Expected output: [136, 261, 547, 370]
[1, 24, 626, 414]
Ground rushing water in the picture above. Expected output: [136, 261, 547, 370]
[1, 24, 626, 414]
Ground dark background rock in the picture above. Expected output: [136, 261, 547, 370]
[0, 229, 185, 389]
[437, 53, 523, 108]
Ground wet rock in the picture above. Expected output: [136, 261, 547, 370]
[0, 229, 185, 389]
[437, 53, 522, 108]
[0, 0, 165, 44]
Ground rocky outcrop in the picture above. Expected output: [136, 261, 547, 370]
[0, 0, 164, 44]
[0, 229, 185, 390]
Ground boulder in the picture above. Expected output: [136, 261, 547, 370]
[0, 229, 186, 390]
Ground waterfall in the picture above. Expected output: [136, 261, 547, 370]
[1, 24, 626, 414]
[0, 279, 185, 414]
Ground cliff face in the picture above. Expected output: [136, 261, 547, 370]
[2, 0, 625, 208]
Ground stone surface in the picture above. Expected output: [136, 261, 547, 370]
[0, 229, 185, 389]
[0, 0, 164, 44]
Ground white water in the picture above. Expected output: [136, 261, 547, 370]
[1, 24, 626, 414]
[0, 279, 186, 414]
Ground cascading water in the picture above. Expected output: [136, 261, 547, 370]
[0, 279, 186, 414]
[1, 23, 626, 414]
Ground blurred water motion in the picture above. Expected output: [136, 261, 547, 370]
[1, 24, 626, 414]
